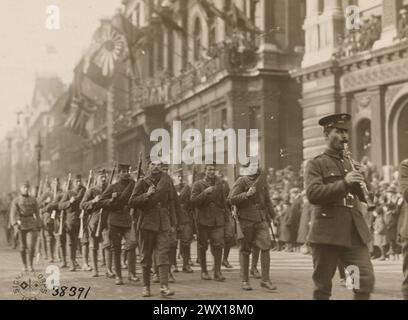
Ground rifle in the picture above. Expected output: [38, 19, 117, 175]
[133, 152, 143, 230]
[231, 164, 244, 241]
[191, 164, 200, 238]
[95, 164, 116, 237]
[56, 173, 71, 236]
[51, 178, 59, 230]
[78, 170, 93, 239]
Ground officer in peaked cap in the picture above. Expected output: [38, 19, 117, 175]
[304, 113, 375, 300]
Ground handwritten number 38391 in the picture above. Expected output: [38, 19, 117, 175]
[52, 286, 90, 299]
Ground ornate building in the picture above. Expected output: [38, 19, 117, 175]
[114, 0, 306, 180]
[292, 0, 408, 179]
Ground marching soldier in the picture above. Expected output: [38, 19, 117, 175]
[129, 159, 176, 297]
[191, 162, 230, 282]
[80, 169, 109, 277]
[97, 164, 137, 285]
[174, 168, 194, 273]
[305, 113, 375, 300]
[228, 159, 277, 292]
[58, 174, 86, 271]
[218, 171, 234, 269]
[398, 158, 408, 300]
[46, 178, 66, 267]
[38, 180, 56, 262]
[10, 181, 41, 272]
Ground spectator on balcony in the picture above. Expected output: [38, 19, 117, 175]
[397, 9, 408, 40]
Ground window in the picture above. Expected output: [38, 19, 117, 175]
[194, 18, 202, 61]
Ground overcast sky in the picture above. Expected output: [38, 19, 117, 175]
[0, 0, 121, 139]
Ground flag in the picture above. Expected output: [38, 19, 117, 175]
[152, 6, 186, 37]
[63, 87, 97, 138]
[83, 19, 128, 88]
[198, 0, 227, 20]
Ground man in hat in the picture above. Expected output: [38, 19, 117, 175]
[129, 158, 177, 297]
[305, 113, 375, 300]
[174, 168, 194, 273]
[58, 174, 86, 271]
[191, 162, 230, 282]
[97, 164, 138, 285]
[398, 158, 408, 299]
[80, 169, 109, 277]
[10, 181, 41, 271]
[228, 158, 277, 292]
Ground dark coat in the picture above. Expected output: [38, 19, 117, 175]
[277, 207, 291, 242]
[175, 183, 193, 225]
[305, 148, 372, 248]
[228, 175, 275, 223]
[287, 196, 303, 243]
[59, 186, 86, 227]
[129, 173, 176, 232]
[80, 185, 106, 233]
[98, 179, 135, 228]
[297, 200, 311, 244]
[10, 195, 40, 230]
[399, 159, 408, 240]
[191, 176, 229, 227]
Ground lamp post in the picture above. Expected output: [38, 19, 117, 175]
[35, 132, 43, 196]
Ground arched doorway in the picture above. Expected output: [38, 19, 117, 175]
[355, 118, 371, 162]
[397, 102, 408, 163]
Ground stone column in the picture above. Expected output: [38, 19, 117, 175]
[318, 0, 344, 59]
[302, 0, 321, 67]
[368, 86, 386, 171]
[106, 86, 115, 164]
[373, 0, 401, 49]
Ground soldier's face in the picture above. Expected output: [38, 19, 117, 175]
[99, 174, 107, 185]
[20, 185, 29, 195]
[205, 166, 216, 179]
[177, 175, 183, 183]
[149, 162, 162, 175]
[326, 128, 349, 150]
[118, 170, 130, 180]
[75, 179, 81, 187]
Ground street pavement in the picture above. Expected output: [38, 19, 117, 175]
[0, 243, 404, 300]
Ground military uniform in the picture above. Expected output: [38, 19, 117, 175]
[45, 189, 65, 266]
[175, 180, 194, 273]
[398, 159, 408, 300]
[305, 113, 375, 300]
[80, 179, 108, 276]
[228, 173, 276, 290]
[98, 173, 136, 283]
[191, 175, 229, 281]
[129, 170, 177, 296]
[38, 190, 55, 262]
[59, 183, 86, 270]
[10, 189, 41, 271]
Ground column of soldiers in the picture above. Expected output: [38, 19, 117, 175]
[8, 112, 408, 300]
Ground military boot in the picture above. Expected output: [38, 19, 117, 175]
[240, 253, 252, 290]
[182, 246, 193, 273]
[105, 249, 115, 278]
[20, 250, 28, 272]
[260, 250, 277, 291]
[213, 248, 226, 281]
[141, 267, 151, 297]
[127, 249, 139, 282]
[113, 250, 123, 284]
[222, 246, 233, 268]
[47, 239, 55, 263]
[200, 249, 211, 280]
[159, 265, 175, 297]
[81, 244, 92, 271]
[60, 245, 67, 268]
[28, 250, 35, 272]
[91, 249, 99, 277]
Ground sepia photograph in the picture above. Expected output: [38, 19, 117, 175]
[0, 0, 407, 307]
